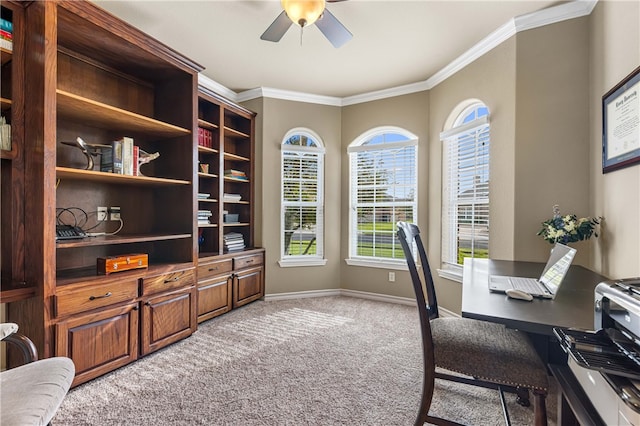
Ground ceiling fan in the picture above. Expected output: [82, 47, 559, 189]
[260, 0, 352, 48]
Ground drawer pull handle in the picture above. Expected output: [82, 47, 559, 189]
[164, 277, 180, 284]
[208, 267, 219, 272]
[246, 259, 254, 263]
[89, 292, 112, 301]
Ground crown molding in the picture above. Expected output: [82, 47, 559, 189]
[203, 0, 598, 106]
[236, 87, 342, 106]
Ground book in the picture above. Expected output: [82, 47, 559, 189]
[0, 18, 12, 33]
[132, 146, 139, 176]
[0, 116, 11, 151]
[112, 139, 123, 174]
[121, 137, 134, 175]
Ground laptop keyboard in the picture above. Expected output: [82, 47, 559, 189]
[510, 277, 545, 294]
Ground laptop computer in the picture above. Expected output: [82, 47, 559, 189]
[488, 243, 577, 299]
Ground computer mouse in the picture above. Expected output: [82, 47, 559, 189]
[505, 288, 534, 301]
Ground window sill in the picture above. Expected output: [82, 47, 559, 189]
[344, 258, 408, 271]
[278, 258, 328, 268]
[437, 267, 463, 283]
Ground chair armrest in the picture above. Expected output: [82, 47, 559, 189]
[1, 323, 38, 363]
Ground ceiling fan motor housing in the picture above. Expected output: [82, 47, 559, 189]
[281, 0, 326, 27]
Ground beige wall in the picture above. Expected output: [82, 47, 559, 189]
[427, 38, 517, 313]
[246, 98, 343, 295]
[248, 2, 640, 313]
[340, 92, 429, 299]
[589, 0, 640, 278]
[514, 18, 591, 265]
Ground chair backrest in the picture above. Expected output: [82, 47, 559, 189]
[397, 221, 438, 424]
[396, 222, 439, 319]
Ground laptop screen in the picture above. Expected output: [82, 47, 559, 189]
[539, 243, 577, 294]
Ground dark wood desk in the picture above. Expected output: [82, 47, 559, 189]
[461, 258, 607, 336]
[462, 258, 608, 426]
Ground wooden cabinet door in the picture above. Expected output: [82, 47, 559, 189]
[232, 265, 264, 308]
[56, 302, 139, 387]
[140, 286, 196, 356]
[197, 274, 232, 323]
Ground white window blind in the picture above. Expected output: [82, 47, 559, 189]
[348, 130, 417, 262]
[281, 133, 324, 262]
[441, 115, 490, 267]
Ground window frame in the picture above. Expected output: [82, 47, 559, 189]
[438, 103, 490, 281]
[345, 126, 418, 270]
[278, 128, 327, 268]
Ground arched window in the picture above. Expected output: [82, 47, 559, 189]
[441, 102, 490, 275]
[346, 126, 418, 267]
[279, 128, 326, 267]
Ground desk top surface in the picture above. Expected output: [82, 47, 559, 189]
[461, 258, 608, 335]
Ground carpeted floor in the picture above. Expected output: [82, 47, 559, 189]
[55, 296, 556, 425]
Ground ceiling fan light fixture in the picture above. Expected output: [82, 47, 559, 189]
[281, 0, 326, 27]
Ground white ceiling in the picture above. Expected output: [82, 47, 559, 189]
[93, 0, 567, 99]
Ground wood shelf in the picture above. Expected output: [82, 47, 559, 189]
[224, 126, 250, 139]
[57, 90, 191, 138]
[198, 223, 218, 228]
[0, 285, 36, 304]
[197, 171, 218, 179]
[223, 200, 249, 205]
[198, 198, 218, 203]
[55, 233, 192, 249]
[1, 97, 11, 110]
[224, 176, 250, 183]
[197, 118, 219, 130]
[56, 167, 190, 185]
[223, 222, 250, 227]
[224, 152, 250, 162]
[0, 47, 11, 66]
[198, 145, 218, 154]
[1, 148, 15, 160]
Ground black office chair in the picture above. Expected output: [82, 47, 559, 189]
[396, 222, 549, 426]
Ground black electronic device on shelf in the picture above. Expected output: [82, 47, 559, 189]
[55, 224, 86, 241]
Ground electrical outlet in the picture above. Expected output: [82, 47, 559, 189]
[97, 206, 108, 221]
[388, 272, 396, 282]
[110, 206, 121, 221]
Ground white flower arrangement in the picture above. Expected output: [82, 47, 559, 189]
[537, 205, 601, 244]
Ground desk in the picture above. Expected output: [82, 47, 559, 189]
[462, 258, 608, 425]
[461, 258, 607, 336]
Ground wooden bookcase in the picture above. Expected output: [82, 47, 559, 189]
[0, 1, 29, 303]
[196, 87, 264, 323]
[5, 0, 202, 384]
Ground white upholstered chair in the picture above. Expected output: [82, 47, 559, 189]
[1, 323, 75, 426]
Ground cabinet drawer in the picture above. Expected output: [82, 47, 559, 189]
[233, 253, 264, 270]
[55, 279, 139, 317]
[142, 268, 195, 296]
[197, 259, 233, 281]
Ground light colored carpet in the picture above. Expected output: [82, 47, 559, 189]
[55, 296, 556, 425]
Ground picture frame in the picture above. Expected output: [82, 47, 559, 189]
[602, 65, 640, 173]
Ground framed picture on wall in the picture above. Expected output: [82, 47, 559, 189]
[602, 65, 640, 173]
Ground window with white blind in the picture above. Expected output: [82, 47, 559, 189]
[346, 127, 418, 268]
[441, 103, 490, 276]
[279, 128, 326, 267]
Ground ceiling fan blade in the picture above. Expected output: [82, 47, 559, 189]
[260, 10, 292, 42]
[315, 9, 352, 48]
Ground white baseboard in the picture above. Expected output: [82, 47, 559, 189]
[264, 289, 459, 318]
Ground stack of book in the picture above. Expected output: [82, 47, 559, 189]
[0, 18, 12, 51]
[223, 232, 246, 252]
[198, 127, 212, 148]
[198, 210, 212, 225]
[224, 169, 248, 181]
[101, 137, 139, 175]
[0, 116, 11, 151]
[222, 193, 242, 202]
[197, 193, 211, 200]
